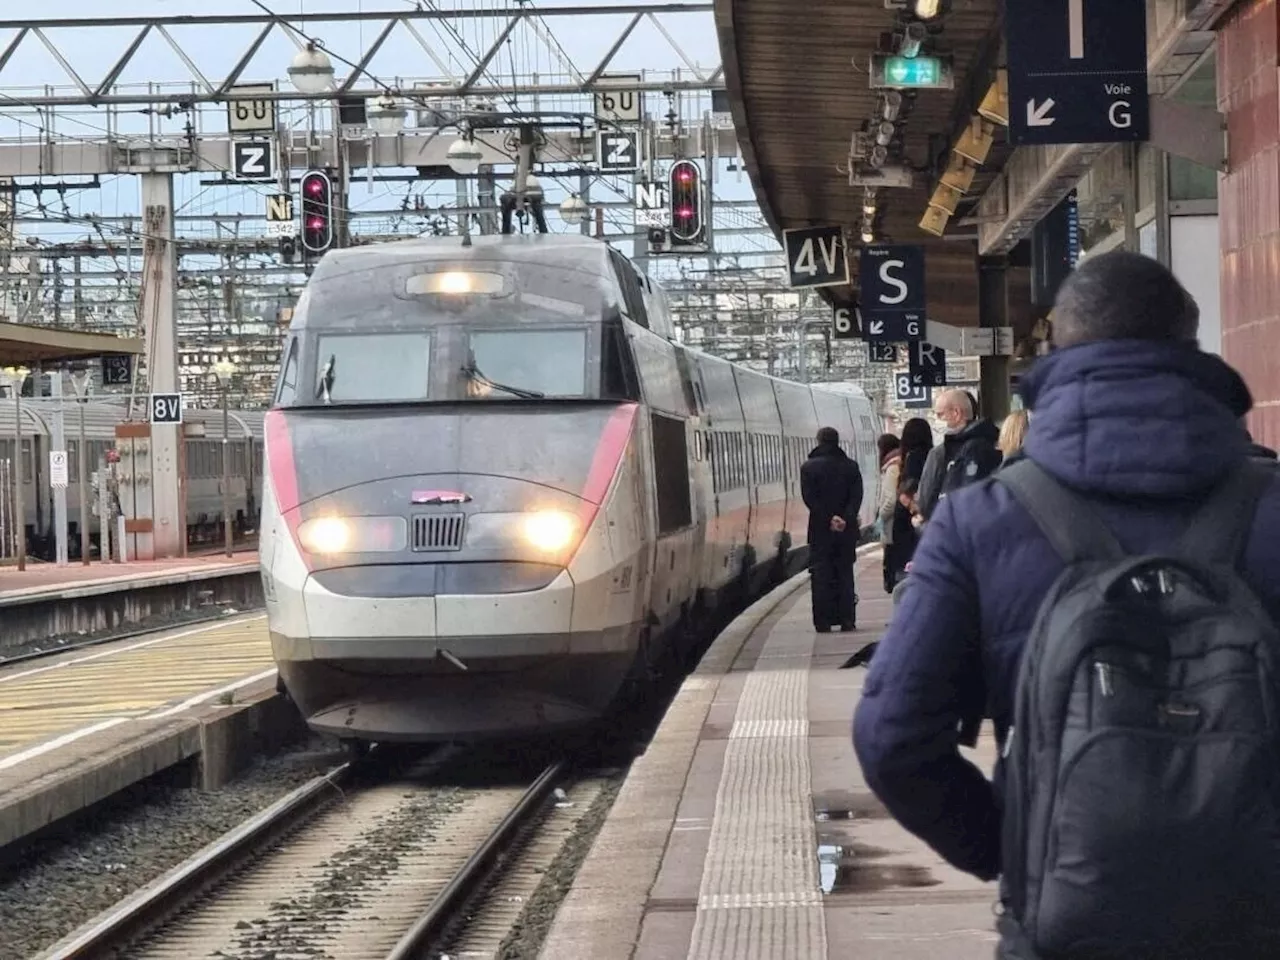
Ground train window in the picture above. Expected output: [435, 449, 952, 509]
[21, 439, 31, 484]
[315, 332, 431, 403]
[650, 413, 692, 533]
[467, 329, 587, 398]
[601, 323, 641, 401]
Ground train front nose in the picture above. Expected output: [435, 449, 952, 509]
[265, 473, 636, 742]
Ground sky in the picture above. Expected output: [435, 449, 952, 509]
[0, 0, 771, 262]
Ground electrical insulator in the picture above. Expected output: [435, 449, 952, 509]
[300, 170, 335, 254]
[668, 159, 704, 246]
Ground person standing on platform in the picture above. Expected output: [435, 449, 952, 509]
[800, 426, 863, 633]
[853, 250, 1280, 959]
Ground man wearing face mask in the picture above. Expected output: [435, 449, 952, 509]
[916, 388, 1001, 521]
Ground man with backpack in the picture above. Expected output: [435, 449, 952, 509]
[853, 250, 1280, 959]
[916, 388, 1002, 520]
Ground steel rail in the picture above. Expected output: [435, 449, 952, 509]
[40, 761, 353, 960]
[384, 760, 568, 960]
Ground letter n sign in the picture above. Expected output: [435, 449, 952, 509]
[783, 226, 849, 289]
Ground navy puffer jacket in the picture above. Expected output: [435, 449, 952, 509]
[852, 340, 1280, 881]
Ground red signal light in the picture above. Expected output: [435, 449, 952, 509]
[300, 170, 334, 255]
[668, 160, 703, 245]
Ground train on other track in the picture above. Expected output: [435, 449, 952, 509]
[259, 234, 881, 746]
[0, 398, 264, 560]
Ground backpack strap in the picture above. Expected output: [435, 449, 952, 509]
[994, 459, 1126, 565]
[1173, 460, 1274, 566]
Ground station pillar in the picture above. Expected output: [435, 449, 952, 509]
[978, 257, 1012, 421]
[1218, 0, 1280, 447]
[136, 173, 183, 559]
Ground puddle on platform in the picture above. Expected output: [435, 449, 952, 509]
[813, 789, 890, 821]
[815, 836, 940, 896]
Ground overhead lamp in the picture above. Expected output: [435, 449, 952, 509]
[869, 145, 888, 168]
[899, 22, 928, 59]
[559, 194, 587, 225]
[881, 91, 903, 122]
[861, 228, 874, 244]
[875, 121, 895, 148]
[446, 137, 483, 176]
[915, 0, 943, 19]
[368, 94, 407, 136]
[212, 357, 237, 384]
[288, 43, 334, 95]
[863, 201, 877, 216]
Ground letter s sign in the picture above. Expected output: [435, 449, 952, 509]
[878, 259, 908, 306]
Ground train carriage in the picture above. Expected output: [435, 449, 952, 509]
[259, 234, 880, 745]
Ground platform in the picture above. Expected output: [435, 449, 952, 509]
[541, 548, 999, 959]
[0, 613, 299, 851]
[0, 552, 263, 655]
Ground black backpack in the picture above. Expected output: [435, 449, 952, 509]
[939, 436, 1003, 500]
[994, 459, 1280, 959]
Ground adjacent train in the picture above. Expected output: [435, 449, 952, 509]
[0, 398, 264, 559]
[259, 234, 881, 745]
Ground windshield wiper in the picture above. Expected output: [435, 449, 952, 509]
[461, 362, 545, 400]
[315, 354, 336, 402]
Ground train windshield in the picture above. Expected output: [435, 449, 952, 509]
[283, 257, 617, 407]
[313, 332, 431, 403]
[464, 329, 587, 399]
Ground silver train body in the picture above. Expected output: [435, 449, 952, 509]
[0, 398, 264, 558]
[259, 235, 880, 743]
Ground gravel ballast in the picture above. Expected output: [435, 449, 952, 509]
[0, 738, 340, 960]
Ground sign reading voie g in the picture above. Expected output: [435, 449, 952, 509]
[859, 245, 925, 336]
[784, 226, 849, 289]
[1007, 0, 1148, 146]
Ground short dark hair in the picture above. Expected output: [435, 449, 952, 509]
[817, 426, 839, 445]
[1052, 251, 1198, 348]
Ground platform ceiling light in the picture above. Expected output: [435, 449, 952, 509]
[288, 43, 335, 95]
[915, 0, 943, 19]
[368, 94, 407, 136]
[869, 144, 889, 168]
[559, 193, 588, 225]
[446, 137, 483, 176]
[861, 228, 874, 244]
[898, 21, 928, 59]
[875, 121, 896, 148]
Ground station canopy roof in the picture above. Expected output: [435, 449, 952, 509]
[0, 322, 143, 367]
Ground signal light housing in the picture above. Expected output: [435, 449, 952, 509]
[668, 159, 704, 246]
[300, 169, 335, 254]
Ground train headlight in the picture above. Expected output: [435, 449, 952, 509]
[521, 510, 579, 554]
[297, 516, 406, 554]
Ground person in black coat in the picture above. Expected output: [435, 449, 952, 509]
[800, 426, 863, 632]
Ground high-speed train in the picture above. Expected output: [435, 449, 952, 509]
[259, 234, 880, 745]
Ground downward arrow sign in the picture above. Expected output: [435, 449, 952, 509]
[869, 320, 885, 335]
[1027, 98, 1056, 127]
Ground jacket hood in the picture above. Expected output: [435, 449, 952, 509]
[954, 417, 999, 446]
[1021, 339, 1253, 499]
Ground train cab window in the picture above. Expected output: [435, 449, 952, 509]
[601, 322, 641, 401]
[315, 332, 431, 403]
[275, 339, 299, 406]
[467, 329, 587, 398]
[608, 248, 650, 329]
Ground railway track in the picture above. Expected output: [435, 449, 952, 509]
[36, 749, 572, 960]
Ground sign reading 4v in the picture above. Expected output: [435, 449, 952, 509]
[784, 226, 849, 290]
